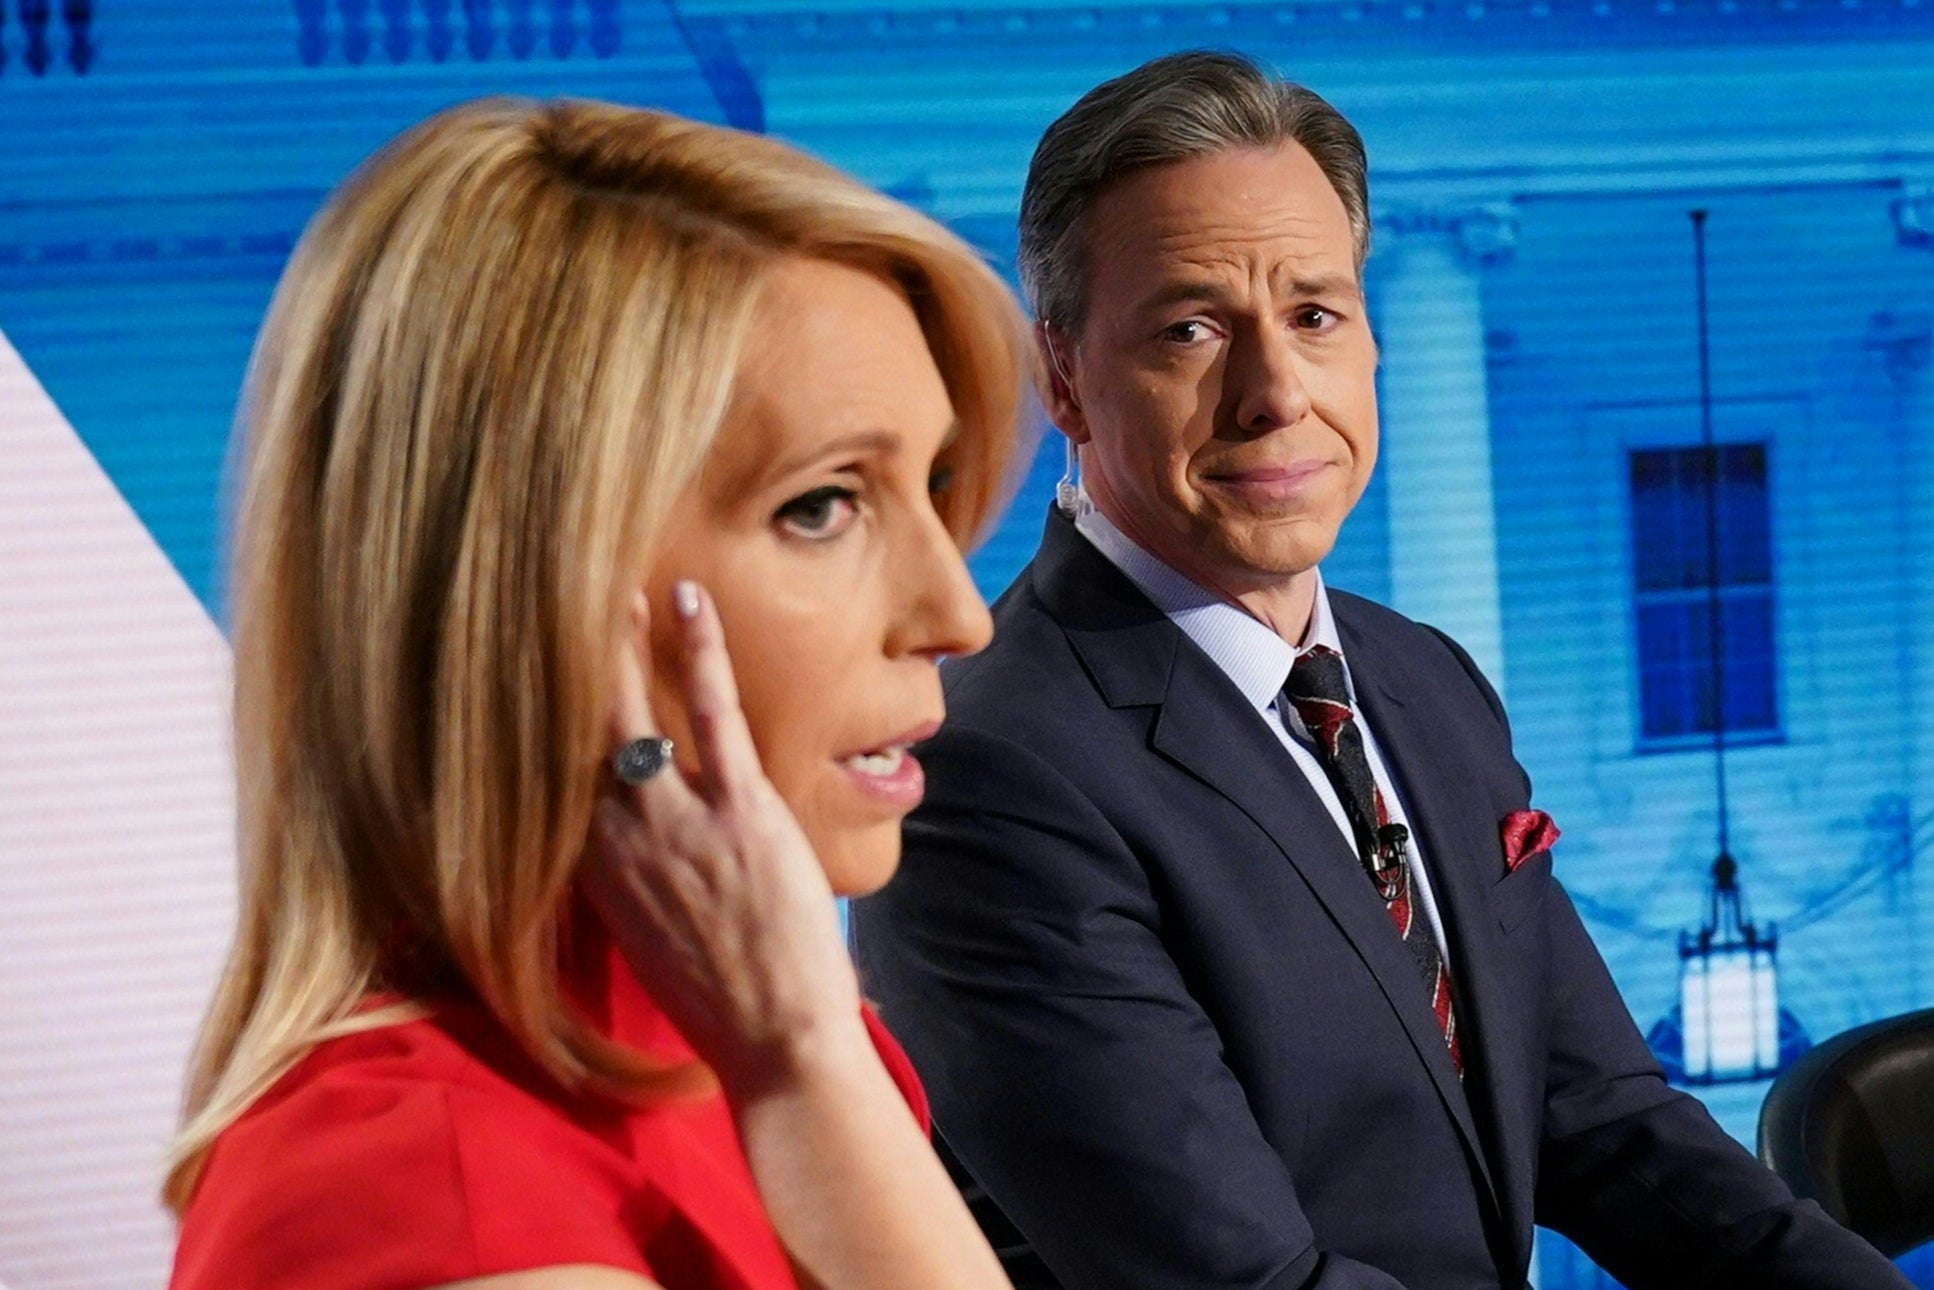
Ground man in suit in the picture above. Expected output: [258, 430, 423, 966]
[850, 50, 1910, 1290]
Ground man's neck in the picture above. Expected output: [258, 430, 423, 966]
[1085, 481, 1319, 650]
[1228, 576, 1320, 650]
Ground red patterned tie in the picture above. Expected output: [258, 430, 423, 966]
[1285, 645, 1463, 1076]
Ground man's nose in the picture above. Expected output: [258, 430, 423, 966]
[1227, 323, 1313, 435]
[886, 508, 995, 662]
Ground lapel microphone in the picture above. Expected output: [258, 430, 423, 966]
[1042, 324, 1082, 517]
[1056, 438, 1080, 516]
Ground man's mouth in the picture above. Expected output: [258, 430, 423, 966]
[1204, 459, 1330, 485]
[1202, 459, 1334, 505]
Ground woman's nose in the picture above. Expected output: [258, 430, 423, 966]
[888, 509, 994, 662]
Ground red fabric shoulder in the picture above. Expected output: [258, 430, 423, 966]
[170, 1017, 660, 1290]
[173, 947, 932, 1289]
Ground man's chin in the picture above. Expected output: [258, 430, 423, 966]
[1198, 525, 1339, 586]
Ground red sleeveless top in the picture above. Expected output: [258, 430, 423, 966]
[170, 926, 929, 1289]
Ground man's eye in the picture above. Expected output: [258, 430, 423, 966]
[1295, 306, 1338, 331]
[1161, 320, 1212, 344]
[774, 485, 859, 540]
[929, 464, 956, 497]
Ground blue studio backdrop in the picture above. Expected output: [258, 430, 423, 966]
[3, 3, 1933, 1287]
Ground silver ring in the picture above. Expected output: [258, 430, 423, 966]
[612, 736, 674, 784]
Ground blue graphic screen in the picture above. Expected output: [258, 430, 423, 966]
[3, 3, 1933, 1286]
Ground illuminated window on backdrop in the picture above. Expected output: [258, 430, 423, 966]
[1630, 444, 1779, 747]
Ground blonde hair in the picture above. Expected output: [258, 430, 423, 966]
[164, 98, 1028, 1211]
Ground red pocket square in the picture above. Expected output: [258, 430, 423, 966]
[1501, 809, 1561, 873]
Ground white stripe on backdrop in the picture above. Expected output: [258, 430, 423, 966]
[0, 330, 237, 1289]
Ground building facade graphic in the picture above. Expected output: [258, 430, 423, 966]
[2, 3, 1932, 1286]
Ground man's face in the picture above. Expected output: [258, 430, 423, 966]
[1050, 142, 1379, 598]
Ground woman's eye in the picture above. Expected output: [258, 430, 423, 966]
[928, 464, 956, 497]
[773, 485, 860, 540]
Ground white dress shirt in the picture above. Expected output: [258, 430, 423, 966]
[1071, 491, 1451, 962]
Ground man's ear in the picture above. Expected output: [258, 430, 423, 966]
[1036, 321, 1090, 446]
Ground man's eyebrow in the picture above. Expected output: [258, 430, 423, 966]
[1134, 280, 1234, 314]
[1133, 273, 1360, 314]
[1278, 271, 1360, 299]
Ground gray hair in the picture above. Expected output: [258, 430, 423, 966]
[1018, 50, 1370, 336]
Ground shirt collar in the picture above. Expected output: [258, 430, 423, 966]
[1069, 489, 1347, 713]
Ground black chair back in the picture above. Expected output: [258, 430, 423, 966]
[1758, 1007, 1934, 1259]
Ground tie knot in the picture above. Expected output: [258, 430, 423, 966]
[1286, 643, 1350, 703]
[1285, 645, 1354, 742]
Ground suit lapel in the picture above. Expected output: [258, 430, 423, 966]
[1340, 612, 1530, 1257]
[1032, 509, 1502, 1220]
[1152, 656, 1498, 1217]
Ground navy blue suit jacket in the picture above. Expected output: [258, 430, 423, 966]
[852, 508, 1907, 1290]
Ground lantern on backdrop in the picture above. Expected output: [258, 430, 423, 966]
[1678, 853, 1780, 1083]
[1669, 210, 1785, 1085]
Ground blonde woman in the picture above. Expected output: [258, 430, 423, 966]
[165, 98, 1027, 1289]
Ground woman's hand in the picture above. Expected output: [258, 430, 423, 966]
[583, 580, 1009, 1290]
[580, 580, 866, 1099]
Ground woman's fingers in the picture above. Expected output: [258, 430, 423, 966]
[603, 578, 763, 820]
[671, 581, 765, 806]
[584, 580, 860, 1085]
[609, 589, 698, 818]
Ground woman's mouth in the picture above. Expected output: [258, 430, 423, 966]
[839, 743, 926, 809]
[836, 719, 939, 811]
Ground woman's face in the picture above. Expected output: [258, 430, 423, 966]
[645, 257, 995, 896]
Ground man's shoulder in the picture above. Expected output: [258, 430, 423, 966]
[942, 570, 1484, 709]
[1327, 584, 1438, 646]
[1325, 585, 1508, 727]
[941, 565, 1091, 716]
[1328, 586, 1486, 669]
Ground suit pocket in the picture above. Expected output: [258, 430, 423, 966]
[1491, 849, 1553, 934]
